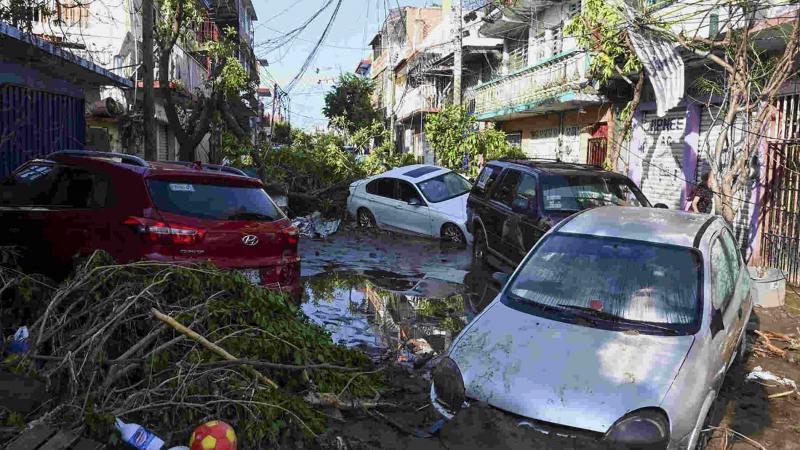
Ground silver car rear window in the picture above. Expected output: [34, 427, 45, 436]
[506, 234, 702, 332]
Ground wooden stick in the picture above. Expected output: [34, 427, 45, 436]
[768, 390, 796, 399]
[754, 330, 788, 357]
[151, 308, 278, 389]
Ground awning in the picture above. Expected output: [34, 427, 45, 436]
[0, 22, 133, 89]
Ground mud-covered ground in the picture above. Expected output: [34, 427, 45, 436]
[297, 228, 800, 450]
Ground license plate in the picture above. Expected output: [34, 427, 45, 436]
[238, 269, 261, 285]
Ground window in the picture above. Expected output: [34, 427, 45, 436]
[1, 163, 57, 206]
[398, 180, 423, 203]
[710, 231, 740, 311]
[147, 180, 283, 221]
[490, 170, 521, 207]
[366, 178, 396, 199]
[511, 173, 537, 212]
[416, 171, 471, 203]
[403, 166, 439, 178]
[505, 234, 702, 334]
[505, 132, 522, 148]
[50, 167, 115, 209]
[474, 165, 502, 193]
[541, 175, 649, 211]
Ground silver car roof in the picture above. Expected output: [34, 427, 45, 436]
[558, 206, 718, 248]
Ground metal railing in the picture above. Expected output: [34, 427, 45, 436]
[474, 50, 589, 117]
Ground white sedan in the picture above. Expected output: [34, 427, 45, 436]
[347, 165, 473, 245]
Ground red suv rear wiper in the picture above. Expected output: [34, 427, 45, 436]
[227, 212, 277, 221]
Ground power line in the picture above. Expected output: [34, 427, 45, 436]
[285, 0, 344, 93]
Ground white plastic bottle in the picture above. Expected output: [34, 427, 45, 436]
[115, 418, 165, 450]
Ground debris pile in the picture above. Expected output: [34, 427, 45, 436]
[0, 251, 383, 447]
[292, 211, 341, 239]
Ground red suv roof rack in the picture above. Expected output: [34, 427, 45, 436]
[164, 161, 250, 177]
[45, 151, 251, 178]
[47, 150, 148, 167]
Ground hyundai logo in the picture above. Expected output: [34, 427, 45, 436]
[242, 235, 259, 246]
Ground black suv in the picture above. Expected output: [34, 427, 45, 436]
[467, 159, 651, 270]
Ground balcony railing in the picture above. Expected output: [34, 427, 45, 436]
[154, 43, 208, 94]
[395, 84, 445, 120]
[474, 49, 590, 118]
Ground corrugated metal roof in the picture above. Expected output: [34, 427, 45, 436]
[0, 22, 133, 89]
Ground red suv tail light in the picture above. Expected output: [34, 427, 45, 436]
[282, 226, 299, 246]
[123, 217, 206, 245]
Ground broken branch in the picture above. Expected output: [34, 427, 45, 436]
[151, 308, 279, 389]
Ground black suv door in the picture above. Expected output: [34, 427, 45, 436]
[506, 172, 548, 262]
[483, 169, 522, 263]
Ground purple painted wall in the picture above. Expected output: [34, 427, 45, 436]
[0, 59, 86, 179]
[627, 109, 644, 187]
[680, 103, 700, 209]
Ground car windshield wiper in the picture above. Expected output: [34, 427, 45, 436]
[557, 304, 682, 335]
[227, 212, 276, 221]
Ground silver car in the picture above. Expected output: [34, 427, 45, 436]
[431, 207, 753, 450]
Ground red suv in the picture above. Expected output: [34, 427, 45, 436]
[0, 151, 300, 295]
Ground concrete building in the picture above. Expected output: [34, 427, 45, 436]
[0, 21, 132, 178]
[10, 0, 259, 161]
[368, 4, 502, 163]
[471, 0, 609, 165]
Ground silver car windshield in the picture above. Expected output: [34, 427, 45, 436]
[416, 171, 471, 203]
[506, 234, 702, 332]
[541, 175, 649, 211]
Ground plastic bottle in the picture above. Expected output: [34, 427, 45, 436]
[115, 418, 165, 450]
[7, 326, 29, 354]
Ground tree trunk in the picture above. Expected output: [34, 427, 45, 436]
[608, 72, 645, 172]
[142, 0, 157, 161]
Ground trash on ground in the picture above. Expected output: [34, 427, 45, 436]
[746, 366, 798, 391]
[406, 338, 434, 356]
[5, 326, 29, 355]
[116, 417, 165, 450]
[292, 211, 341, 239]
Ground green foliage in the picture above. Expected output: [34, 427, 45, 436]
[1, 253, 383, 446]
[424, 105, 525, 178]
[361, 140, 417, 176]
[564, 0, 642, 83]
[323, 74, 381, 133]
[259, 129, 365, 193]
[272, 122, 293, 146]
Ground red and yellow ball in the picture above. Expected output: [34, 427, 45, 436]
[189, 421, 237, 450]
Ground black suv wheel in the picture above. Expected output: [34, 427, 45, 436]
[473, 226, 487, 262]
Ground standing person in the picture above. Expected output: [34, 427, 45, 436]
[690, 171, 713, 214]
[476, 154, 485, 171]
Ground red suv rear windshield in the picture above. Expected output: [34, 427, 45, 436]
[147, 180, 284, 221]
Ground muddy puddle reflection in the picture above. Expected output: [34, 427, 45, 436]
[299, 231, 502, 359]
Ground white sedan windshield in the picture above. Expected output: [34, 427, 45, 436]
[507, 234, 702, 330]
[417, 172, 471, 203]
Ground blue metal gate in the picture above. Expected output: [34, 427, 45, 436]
[0, 84, 85, 179]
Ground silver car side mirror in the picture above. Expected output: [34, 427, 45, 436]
[492, 272, 509, 286]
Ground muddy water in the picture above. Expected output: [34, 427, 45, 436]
[299, 230, 501, 358]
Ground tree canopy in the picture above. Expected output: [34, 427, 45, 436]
[323, 74, 381, 133]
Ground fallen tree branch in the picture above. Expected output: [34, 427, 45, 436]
[151, 308, 279, 389]
[199, 359, 359, 372]
[768, 390, 796, 399]
[754, 330, 788, 357]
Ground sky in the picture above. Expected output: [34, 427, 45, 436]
[252, 0, 437, 130]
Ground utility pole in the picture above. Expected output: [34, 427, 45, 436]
[452, 0, 463, 106]
[142, 0, 156, 160]
[269, 82, 278, 144]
